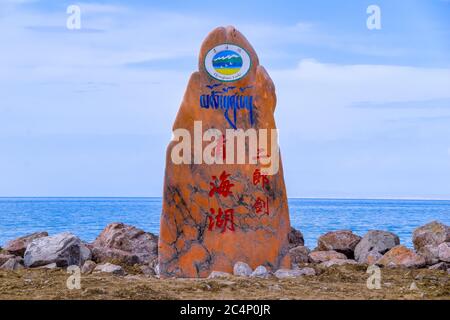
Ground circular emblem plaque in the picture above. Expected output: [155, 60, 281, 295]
[204, 44, 251, 82]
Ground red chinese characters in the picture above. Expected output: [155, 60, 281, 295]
[209, 170, 234, 198]
[208, 208, 235, 233]
[207, 169, 271, 232]
[253, 168, 269, 188]
[252, 168, 271, 215]
[208, 171, 235, 233]
[252, 196, 270, 215]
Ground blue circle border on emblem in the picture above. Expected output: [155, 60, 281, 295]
[204, 43, 252, 83]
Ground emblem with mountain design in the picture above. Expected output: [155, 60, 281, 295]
[204, 44, 251, 82]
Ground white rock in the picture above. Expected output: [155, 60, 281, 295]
[208, 271, 232, 279]
[24, 232, 88, 268]
[438, 242, 450, 262]
[38, 263, 58, 269]
[409, 281, 419, 291]
[274, 269, 306, 279]
[250, 265, 269, 278]
[94, 262, 126, 276]
[233, 261, 252, 277]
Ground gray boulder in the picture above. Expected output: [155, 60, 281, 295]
[274, 269, 301, 279]
[288, 227, 304, 248]
[438, 242, 450, 262]
[412, 221, 450, 251]
[91, 223, 158, 266]
[317, 230, 361, 258]
[140, 257, 159, 276]
[0, 253, 16, 266]
[80, 243, 92, 262]
[354, 230, 400, 264]
[23, 232, 90, 268]
[0, 257, 24, 271]
[4, 232, 48, 256]
[364, 250, 384, 265]
[289, 245, 310, 264]
[309, 250, 347, 263]
[81, 260, 97, 274]
[297, 267, 316, 276]
[417, 244, 440, 265]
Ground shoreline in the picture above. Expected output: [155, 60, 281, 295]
[1, 198, 449, 248]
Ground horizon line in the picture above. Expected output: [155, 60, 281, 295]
[0, 196, 449, 201]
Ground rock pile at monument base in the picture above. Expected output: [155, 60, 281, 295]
[1, 221, 449, 276]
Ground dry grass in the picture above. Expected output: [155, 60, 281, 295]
[0, 265, 448, 300]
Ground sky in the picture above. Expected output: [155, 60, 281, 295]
[0, 0, 450, 199]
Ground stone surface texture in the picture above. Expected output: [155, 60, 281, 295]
[317, 230, 361, 258]
[4, 232, 49, 256]
[91, 222, 158, 266]
[354, 230, 399, 264]
[376, 245, 426, 268]
[23, 232, 90, 268]
[412, 221, 449, 251]
[159, 26, 291, 277]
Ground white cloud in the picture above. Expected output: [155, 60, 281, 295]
[1, 4, 450, 141]
[1, 2, 450, 197]
[272, 59, 450, 141]
[0, 5, 211, 73]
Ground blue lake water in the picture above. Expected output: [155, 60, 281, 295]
[0, 197, 449, 248]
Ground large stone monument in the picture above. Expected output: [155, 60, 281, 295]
[159, 26, 291, 278]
